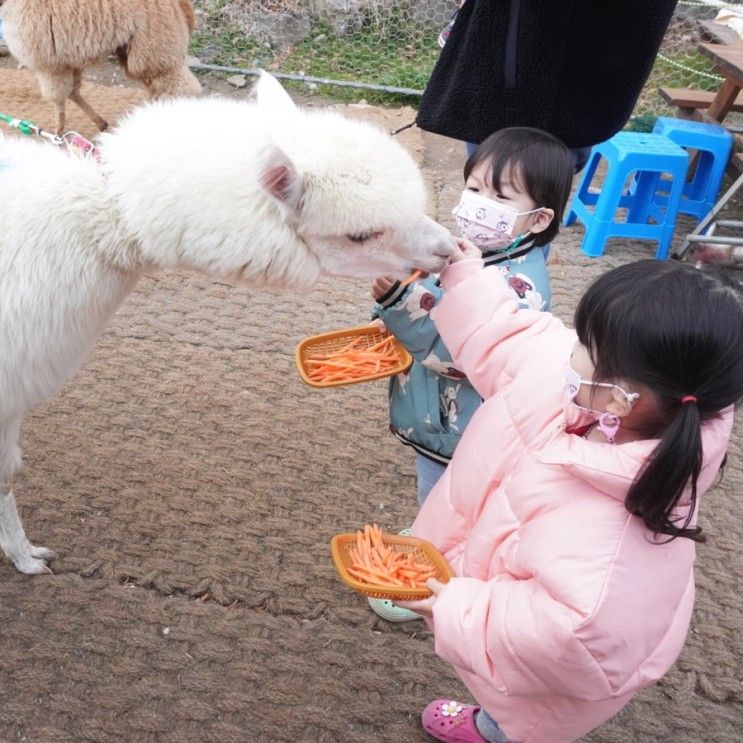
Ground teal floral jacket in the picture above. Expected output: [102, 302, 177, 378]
[373, 243, 552, 463]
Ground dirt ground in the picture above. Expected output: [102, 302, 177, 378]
[0, 59, 741, 743]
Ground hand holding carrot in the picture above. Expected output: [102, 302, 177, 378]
[372, 276, 398, 300]
[372, 269, 424, 301]
[449, 237, 482, 262]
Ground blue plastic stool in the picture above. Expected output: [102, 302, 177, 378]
[651, 117, 733, 220]
[564, 132, 688, 259]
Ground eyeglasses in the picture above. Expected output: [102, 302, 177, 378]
[564, 364, 639, 406]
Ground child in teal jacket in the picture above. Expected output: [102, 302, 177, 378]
[370, 126, 573, 620]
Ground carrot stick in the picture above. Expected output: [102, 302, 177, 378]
[302, 333, 403, 384]
[400, 269, 423, 288]
[345, 523, 439, 589]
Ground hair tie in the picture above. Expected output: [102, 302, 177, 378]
[681, 395, 697, 405]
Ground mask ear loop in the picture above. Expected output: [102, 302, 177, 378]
[595, 390, 639, 443]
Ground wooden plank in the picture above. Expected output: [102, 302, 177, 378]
[698, 43, 743, 86]
[698, 20, 743, 47]
[659, 86, 743, 111]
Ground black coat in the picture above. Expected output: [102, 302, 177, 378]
[416, 0, 678, 148]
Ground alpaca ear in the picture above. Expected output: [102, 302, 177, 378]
[258, 144, 304, 209]
[253, 70, 297, 114]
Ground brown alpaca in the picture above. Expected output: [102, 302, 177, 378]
[1, 0, 202, 133]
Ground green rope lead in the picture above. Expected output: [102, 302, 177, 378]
[0, 112, 37, 136]
[0, 112, 64, 146]
[0, 112, 101, 161]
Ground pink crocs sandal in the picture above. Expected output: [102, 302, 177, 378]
[422, 699, 487, 742]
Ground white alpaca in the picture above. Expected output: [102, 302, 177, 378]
[0, 73, 456, 574]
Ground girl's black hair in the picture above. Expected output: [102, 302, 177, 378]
[574, 260, 743, 542]
[463, 127, 574, 247]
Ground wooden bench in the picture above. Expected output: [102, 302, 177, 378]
[659, 86, 743, 114]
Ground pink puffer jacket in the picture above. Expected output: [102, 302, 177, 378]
[413, 260, 733, 743]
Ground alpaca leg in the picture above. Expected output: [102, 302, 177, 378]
[35, 68, 73, 135]
[0, 418, 55, 574]
[146, 66, 201, 99]
[69, 70, 109, 132]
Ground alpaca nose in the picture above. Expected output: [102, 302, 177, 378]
[435, 236, 459, 258]
[420, 216, 457, 251]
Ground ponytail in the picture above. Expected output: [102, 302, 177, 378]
[625, 400, 705, 542]
[573, 260, 743, 545]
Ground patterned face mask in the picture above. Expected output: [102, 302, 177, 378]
[452, 189, 542, 250]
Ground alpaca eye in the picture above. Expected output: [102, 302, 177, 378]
[347, 230, 381, 243]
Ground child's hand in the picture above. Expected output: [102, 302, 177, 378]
[396, 577, 447, 619]
[369, 318, 387, 334]
[449, 237, 481, 263]
[371, 276, 398, 300]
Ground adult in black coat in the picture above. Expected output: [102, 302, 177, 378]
[416, 0, 679, 151]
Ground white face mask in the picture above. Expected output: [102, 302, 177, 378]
[563, 363, 639, 443]
[452, 190, 542, 251]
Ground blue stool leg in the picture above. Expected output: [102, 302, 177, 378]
[686, 151, 711, 201]
[564, 150, 601, 226]
[580, 221, 612, 258]
[579, 161, 623, 257]
[564, 207, 578, 227]
[656, 164, 686, 259]
[700, 149, 730, 217]
[626, 171, 661, 223]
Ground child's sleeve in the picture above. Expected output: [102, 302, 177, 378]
[432, 259, 569, 399]
[374, 276, 464, 378]
[430, 575, 613, 700]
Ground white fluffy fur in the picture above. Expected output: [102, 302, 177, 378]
[0, 73, 456, 573]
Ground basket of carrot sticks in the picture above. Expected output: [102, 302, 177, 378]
[330, 523, 454, 600]
[295, 325, 413, 388]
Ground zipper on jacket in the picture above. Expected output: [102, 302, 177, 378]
[392, 430, 452, 465]
[504, 0, 521, 89]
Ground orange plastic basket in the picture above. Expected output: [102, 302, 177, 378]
[295, 325, 413, 388]
[330, 531, 454, 600]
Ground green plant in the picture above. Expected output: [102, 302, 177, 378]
[626, 113, 657, 133]
[190, 0, 263, 67]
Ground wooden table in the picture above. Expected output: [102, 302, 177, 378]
[659, 42, 743, 125]
[697, 43, 743, 122]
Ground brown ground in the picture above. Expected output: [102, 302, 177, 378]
[0, 62, 741, 742]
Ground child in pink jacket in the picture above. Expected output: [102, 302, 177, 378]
[397, 251, 743, 742]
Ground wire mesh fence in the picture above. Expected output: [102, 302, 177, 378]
[191, 1, 743, 118]
[190, 0, 452, 101]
